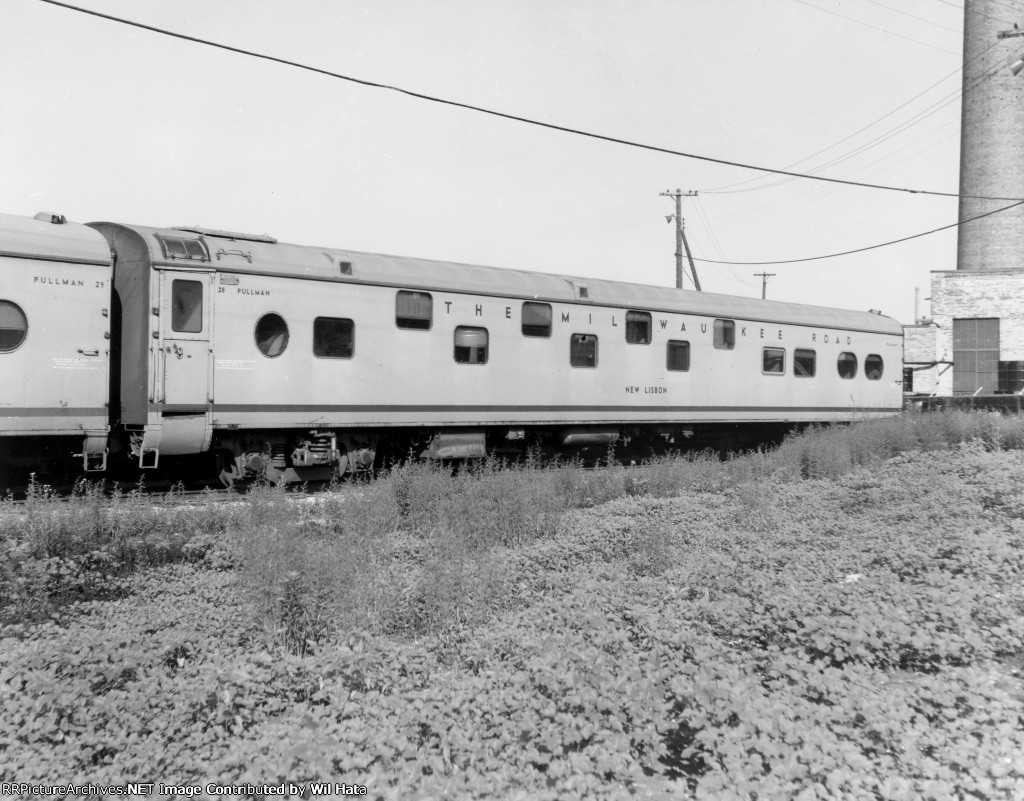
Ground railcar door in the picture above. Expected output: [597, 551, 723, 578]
[157, 271, 214, 409]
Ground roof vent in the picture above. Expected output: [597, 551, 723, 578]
[566, 279, 590, 300]
[322, 252, 353, 275]
[34, 212, 67, 224]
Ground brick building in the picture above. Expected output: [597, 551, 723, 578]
[905, 1, 1024, 399]
[929, 270, 1024, 395]
[902, 322, 941, 396]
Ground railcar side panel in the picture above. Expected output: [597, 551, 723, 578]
[82, 219, 904, 475]
[204, 270, 902, 430]
[0, 214, 111, 471]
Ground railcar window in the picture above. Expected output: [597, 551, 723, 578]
[171, 280, 203, 333]
[313, 317, 354, 359]
[762, 347, 785, 375]
[837, 352, 858, 379]
[0, 300, 28, 353]
[667, 340, 690, 371]
[255, 313, 289, 358]
[454, 326, 489, 364]
[396, 291, 432, 330]
[713, 319, 735, 350]
[522, 302, 552, 337]
[625, 311, 652, 344]
[865, 354, 884, 380]
[794, 348, 816, 377]
[570, 334, 598, 368]
[156, 235, 209, 262]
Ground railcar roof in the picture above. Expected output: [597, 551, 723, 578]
[0, 213, 112, 266]
[98, 221, 904, 335]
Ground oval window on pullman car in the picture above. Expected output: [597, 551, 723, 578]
[0, 300, 28, 353]
[255, 313, 290, 358]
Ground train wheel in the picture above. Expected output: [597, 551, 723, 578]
[216, 450, 240, 489]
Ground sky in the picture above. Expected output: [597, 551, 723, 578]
[2, 0, 1018, 325]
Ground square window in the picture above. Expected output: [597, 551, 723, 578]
[626, 311, 652, 344]
[713, 319, 735, 350]
[454, 326, 488, 364]
[570, 333, 598, 368]
[667, 340, 690, 371]
[313, 317, 354, 358]
[522, 302, 552, 337]
[396, 291, 432, 330]
[794, 348, 816, 377]
[763, 347, 785, 374]
[171, 279, 203, 333]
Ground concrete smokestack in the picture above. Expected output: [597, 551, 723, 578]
[956, 0, 1024, 272]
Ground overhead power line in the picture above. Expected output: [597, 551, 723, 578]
[797, 0, 960, 55]
[689, 199, 1024, 265]
[33, 0, 1024, 203]
[706, 37, 1005, 195]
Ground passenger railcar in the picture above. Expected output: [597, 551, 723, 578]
[0, 213, 111, 484]
[0, 211, 904, 486]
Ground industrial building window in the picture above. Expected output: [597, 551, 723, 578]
[396, 290, 432, 330]
[999, 361, 1024, 394]
[794, 348, 816, 377]
[522, 302, 552, 337]
[626, 311, 652, 344]
[570, 333, 598, 368]
[255, 313, 289, 358]
[666, 340, 690, 371]
[0, 300, 28, 352]
[313, 317, 354, 359]
[713, 319, 735, 350]
[171, 280, 203, 333]
[865, 354, 884, 380]
[837, 352, 858, 379]
[454, 326, 488, 364]
[155, 235, 209, 262]
[953, 318, 999, 394]
[762, 347, 785, 375]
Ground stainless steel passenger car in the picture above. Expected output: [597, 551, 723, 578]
[0, 213, 112, 481]
[85, 220, 904, 484]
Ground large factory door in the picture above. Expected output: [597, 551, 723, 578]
[159, 271, 214, 408]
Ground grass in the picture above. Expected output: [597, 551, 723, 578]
[3, 408, 1024, 646]
[3, 409, 1024, 796]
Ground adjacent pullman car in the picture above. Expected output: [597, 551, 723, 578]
[0, 213, 111, 483]
[0, 212, 904, 485]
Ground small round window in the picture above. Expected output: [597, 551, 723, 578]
[255, 313, 289, 358]
[0, 301, 28, 353]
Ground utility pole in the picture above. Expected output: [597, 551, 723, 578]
[998, 23, 1024, 75]
[754, 272, 775, 300]
[661, 189, 701, 291]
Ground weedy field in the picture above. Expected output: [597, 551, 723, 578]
[2, 411, 1024, 799]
